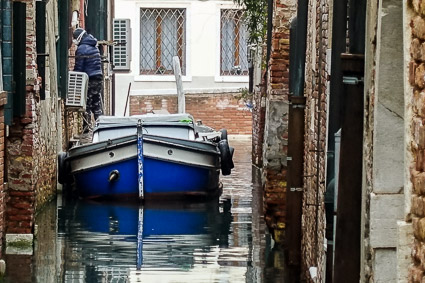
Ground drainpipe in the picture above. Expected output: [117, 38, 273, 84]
[110, 0, 115, 115]
[286, 0, 308, 269]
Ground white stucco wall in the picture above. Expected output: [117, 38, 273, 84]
[114, 0, 249, 115]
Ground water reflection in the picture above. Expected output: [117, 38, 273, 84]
[4, 139, 298, 283]
[58, 199, 236, 282]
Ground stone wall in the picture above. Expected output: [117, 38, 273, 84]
[407, 1, 425, 281]
[361, 0, 408, 282]
[129, 93, 252, 135]
[301, 0, 330, 281]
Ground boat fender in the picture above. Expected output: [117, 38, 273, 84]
[229, 146, 235, 169]
[220, 129, 228, 141]
[57, 152, 68, 184]
[218, 139, 232, 175]
[109, 170, 120, 182]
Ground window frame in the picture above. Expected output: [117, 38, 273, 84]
[215, 8, 249, 83]
[136, 6, 189, 77]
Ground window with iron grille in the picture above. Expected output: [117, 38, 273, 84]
[221, 9, 248, 76]
[140, 8, 186, 75]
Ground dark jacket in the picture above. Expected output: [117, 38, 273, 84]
[74, 34, 102, 78]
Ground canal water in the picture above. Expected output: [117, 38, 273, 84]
[4, 139, 293, 283]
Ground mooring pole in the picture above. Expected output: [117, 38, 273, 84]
[137, 120, 144, 200]
[173, 56, 185, 113]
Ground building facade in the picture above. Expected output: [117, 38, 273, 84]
[253, 0, 415, 282]
[113, 0, 252, 135]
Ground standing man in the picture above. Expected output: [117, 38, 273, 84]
[72, 27, 104, 133]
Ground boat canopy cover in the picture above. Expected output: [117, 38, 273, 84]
[96, 113, 195, 126]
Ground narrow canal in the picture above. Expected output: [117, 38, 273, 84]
[4, 139, 293, 283]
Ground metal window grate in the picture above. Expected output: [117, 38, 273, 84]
[113, 19, 131, 70]
[140, 8, 186, 75]
[221, 9, 248, 76]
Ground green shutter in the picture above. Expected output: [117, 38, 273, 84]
[36, 1, 46, 100]
[57, 0, 69, 99]
[86, 0, 107, 40]
[3, 0, 14, 125]
[13, 2, 26, 116]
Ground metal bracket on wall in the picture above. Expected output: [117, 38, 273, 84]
[290, 187, 303, 192]
[342, 76, 364, 85]
[291, 104, 306, 109]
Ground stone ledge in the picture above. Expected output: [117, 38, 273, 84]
[5, 233, 33, 255]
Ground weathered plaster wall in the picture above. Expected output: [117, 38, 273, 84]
[262, 0, 296, 245]
[301, 0, 330, 281]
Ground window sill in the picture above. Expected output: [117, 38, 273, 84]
[134, 75, 192, 82]
[214, 75, 249, 83]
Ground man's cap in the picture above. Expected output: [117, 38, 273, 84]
[73, 28, 86, 39]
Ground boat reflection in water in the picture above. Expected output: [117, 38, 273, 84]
[58, 198, 243, 282]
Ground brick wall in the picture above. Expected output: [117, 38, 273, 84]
[261, 0, 296, 245]
[408, 2, 425, 281]
[6, 0, 59, 234]
[301, 0, 330, 281]
[129, 92, 252, 135]
[0, 92, 7, 257]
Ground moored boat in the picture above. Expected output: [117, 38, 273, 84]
[58, 113, 234, 200]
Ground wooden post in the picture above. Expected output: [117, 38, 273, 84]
[333, 54, 364, 283]
[173, 56, 185, 113]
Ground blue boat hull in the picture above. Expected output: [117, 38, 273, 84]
[74, 157, 220, 199]
[68, 134, 222, 199]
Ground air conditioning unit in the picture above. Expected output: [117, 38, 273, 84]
[66, 71, 88, 109]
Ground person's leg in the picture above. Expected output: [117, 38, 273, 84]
[84, 81, 96, 133]
[91, 77, 104, 121]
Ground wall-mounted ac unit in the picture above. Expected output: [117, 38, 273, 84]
[66, 71, 88, 109]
